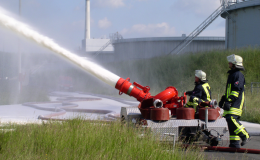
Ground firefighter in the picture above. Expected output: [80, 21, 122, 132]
[219, 54, 250, 148]
[185, 70, 211, 112]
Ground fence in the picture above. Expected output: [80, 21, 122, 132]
[250, 82, 260, 94]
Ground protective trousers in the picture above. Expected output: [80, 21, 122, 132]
[225, 114, 250, 148]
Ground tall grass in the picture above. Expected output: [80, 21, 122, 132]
[0, 119, 204, 160]
[240, 94, 260, 123]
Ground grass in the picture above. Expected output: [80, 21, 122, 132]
[240, 94, 260, 123]
[0, 119, 204, 160]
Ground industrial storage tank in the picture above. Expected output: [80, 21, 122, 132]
[221, 0, 260, 49]
[111, 36, 225, 62]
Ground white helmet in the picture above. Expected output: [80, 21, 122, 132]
[195, 70, 206, 81]
[227, 54, 244, 70]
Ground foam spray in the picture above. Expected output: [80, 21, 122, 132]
[0, 10, 120, 87]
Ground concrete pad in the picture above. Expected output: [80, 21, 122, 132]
[241, 121, 260, 135]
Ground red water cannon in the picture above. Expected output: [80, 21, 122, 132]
[115, 78, 152, 102]
[115, 78, 187, 121]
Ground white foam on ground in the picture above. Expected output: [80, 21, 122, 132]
[0, 9, 120, 87]
[0, 92, 136, 124]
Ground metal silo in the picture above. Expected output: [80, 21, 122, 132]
[221, 0, 260, 49]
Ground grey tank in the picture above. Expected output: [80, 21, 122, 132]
[221, 0, 260, 49]
[96, 37, 225, 63]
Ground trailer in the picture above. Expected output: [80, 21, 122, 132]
[121, 106, 229, 146]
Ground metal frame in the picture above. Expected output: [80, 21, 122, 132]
[164, 133, 176, 150]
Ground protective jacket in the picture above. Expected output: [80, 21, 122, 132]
[186, 81, 211, 108]
[223, 69, 245, 117]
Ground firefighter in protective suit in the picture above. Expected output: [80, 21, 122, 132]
[185, 70, 211, 112]
[219, 54, 250, 148]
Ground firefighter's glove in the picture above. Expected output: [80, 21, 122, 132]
[218, 96, 225, 108]
[186, 91, 193, 96]
[223, 101, 231, 111]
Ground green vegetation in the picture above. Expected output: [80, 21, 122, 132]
[240, 94, 260, 123]
[0, 119, 204, 160]
[104, 48, 260, 123]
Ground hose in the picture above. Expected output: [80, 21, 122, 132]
[182, 144, 260, 154]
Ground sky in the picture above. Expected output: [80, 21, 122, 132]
[0, 0, 226, 53]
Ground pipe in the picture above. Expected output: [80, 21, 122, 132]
[205, 108, 208, 129]
[205, 146, 260, 154]
[183, 144, 260, 154]
[85, 0, 90, 40]
[153, 99, 163, 108]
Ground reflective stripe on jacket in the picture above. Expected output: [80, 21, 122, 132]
[223, 69, 245, 117]
[202, 83, 211, 101]
[186, 81, 211, 108]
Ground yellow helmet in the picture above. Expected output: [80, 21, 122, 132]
[195, 70, 206, 81]
[227, 54, 244, 70]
